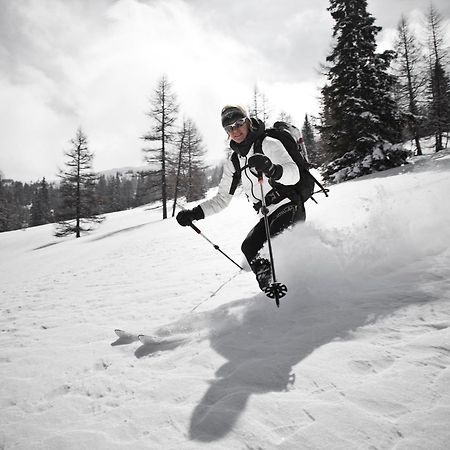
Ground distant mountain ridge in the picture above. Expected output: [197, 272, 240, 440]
[97, 165, 154, 178]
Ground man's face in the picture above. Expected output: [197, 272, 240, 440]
[227, 119, 250, 144]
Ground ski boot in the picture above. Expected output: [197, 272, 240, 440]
[251, 257, 272, 292]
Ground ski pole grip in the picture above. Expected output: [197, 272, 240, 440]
[190, 223, 201, 234]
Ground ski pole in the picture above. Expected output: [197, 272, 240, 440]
[257, 173, 287, 307]
[190, 270, 241, 312]
[189, 223, 244, 270]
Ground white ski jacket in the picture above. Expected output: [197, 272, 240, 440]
[200, 137, 300, 218]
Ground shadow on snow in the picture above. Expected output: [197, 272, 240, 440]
[188, 272, 440, 442]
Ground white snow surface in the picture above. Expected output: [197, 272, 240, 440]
[1, 151, 450, 449]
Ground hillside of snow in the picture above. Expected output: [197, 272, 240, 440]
[1, 150, 450, 449]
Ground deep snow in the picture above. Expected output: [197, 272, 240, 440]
[1, 150, 450, 449]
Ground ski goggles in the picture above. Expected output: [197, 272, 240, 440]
[224, 117, 247, 134]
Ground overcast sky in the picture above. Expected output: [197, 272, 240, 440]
[1, 0, 449, 181]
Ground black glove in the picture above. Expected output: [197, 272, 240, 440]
[176, 205, 205, 226]
[248, 154, 283, 180]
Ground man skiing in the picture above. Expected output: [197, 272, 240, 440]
[176, 105, 305, 292]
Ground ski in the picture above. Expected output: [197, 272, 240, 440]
[114, 329, 160, 343]
[113, 329, 184, 346]
[111, 329, 140, 346]
[138, 334, 165, 344]
[139, 333, 190, 345]
[114, 329, 139, 341]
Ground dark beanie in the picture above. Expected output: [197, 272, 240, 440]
[221, 105, 248, 127]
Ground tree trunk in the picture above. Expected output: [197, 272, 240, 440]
[172, 126, 186, 217]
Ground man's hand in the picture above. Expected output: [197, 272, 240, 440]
[248, 154, 283, 180]
[176, 206, 205, 226]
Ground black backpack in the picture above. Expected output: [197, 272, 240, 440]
[229, 121, 329, 204]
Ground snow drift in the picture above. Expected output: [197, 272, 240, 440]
[1, 151, 450, 449]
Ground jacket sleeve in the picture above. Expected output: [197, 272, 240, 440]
[263, 137, 300, 185]
[198, 156, 236, 217]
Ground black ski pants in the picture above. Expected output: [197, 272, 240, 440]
[241, 201, 305, 268]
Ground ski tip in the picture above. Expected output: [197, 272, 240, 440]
[112, 329, 139, 346]
[114, 329, 139, 340]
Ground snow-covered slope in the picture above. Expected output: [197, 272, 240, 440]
[1, 151, 450, 449]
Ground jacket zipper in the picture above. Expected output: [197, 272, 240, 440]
[242, 154, 260, 203]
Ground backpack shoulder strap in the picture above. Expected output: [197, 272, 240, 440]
[229, 152, 242, 195]
[253, 133, 266, 155]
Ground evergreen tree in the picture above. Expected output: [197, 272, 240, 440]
[171, 120, 188, 216]
[302, 114, 319, 165]
[1, 176, 59, 231]
[55, 128, 104, 238]
[171, 119, 207, 215]
[135, 172, 152, 206]
[142, 75, 178, 219]
[208, 163, 224, 188]
[94, 173, 135, 213]
[0, 175, 8, 232]
[110, 173, 122, 211]
[278, 111, 294, 123]
[426, 5, 450, 151]
[393, 15, 427, 155]
[0, 180, 30, 231]
[184, 119, 207, 203]
[30, 177, 52, 226]
[120, 177, 135, 210]
[317, 84, 335, 164]
[96, 175, 109, 214]
[249, 85, 270, 123]
[320, 0, 406, 182]
[428, 60, 450, 151]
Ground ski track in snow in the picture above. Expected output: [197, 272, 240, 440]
[1, 151, 450, 449]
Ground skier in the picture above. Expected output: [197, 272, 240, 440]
[176, 105, 305, 291]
